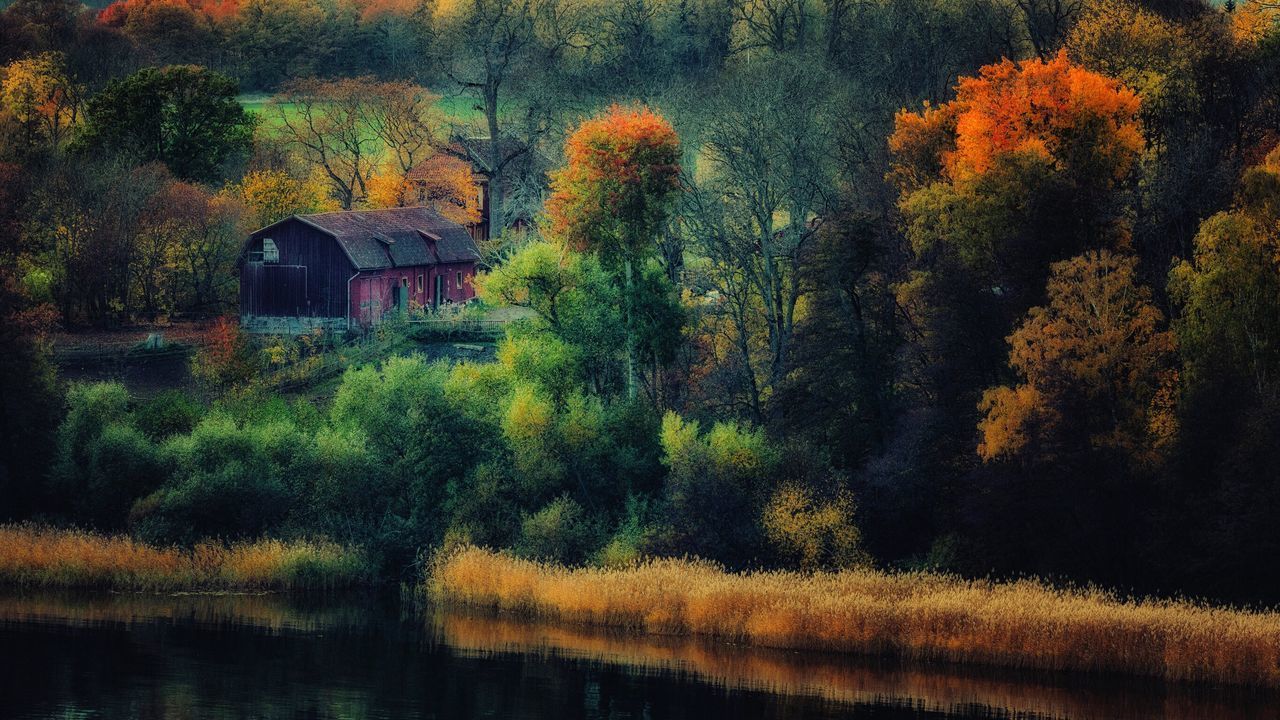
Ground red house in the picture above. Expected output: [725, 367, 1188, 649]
[239, 207, 482, 333]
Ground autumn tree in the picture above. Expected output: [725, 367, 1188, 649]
[546, 105, 682, 399]
[979, 250, 1177, 463]
[78, 65, 253, 182]
[1066, 0, 1262, 267]
[0, 52, 82, 154]
[232, 169, 337, 228]
[136, 180, 248, 316]
[889, 52, 1144, 426]
[970, 250, 1176, 581]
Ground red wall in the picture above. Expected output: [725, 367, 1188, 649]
[349, 263, 477, 326]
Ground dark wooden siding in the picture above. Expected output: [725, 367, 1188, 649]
[240, 219, 354, 319]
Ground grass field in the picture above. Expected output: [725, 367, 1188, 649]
[429, 545, 1280, 688]
[0, 525, 376, 591]
[239, 92, 489, 131]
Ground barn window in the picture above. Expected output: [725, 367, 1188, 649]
[402, 277, 408, 287]
[456, 271, 464, 289]
[261, 238, 279, 264]
[417, 274, 424, 293]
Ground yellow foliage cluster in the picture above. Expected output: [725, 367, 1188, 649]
[762, 484, 866, 571]
[0, 524, 374, 591]
[429, 545, 1280, 687]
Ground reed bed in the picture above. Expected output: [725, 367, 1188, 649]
[428, 545, 1280, 688]
[0, 524, 375, 591]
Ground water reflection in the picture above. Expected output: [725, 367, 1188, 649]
[0, 590, 1275, 720]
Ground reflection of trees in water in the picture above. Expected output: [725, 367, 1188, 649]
[432, 606, 1278, 720]
[0, 589, 382, 634]
[1, 591, 1275, 720]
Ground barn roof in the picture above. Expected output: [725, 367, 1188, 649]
[252, 207, 481, 271]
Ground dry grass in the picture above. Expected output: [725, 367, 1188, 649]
[0, 524, 375, 591]
[429, 545, 1280, 688]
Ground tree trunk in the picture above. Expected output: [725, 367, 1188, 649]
[484, 82, 504, 239]
[624, 258, 637, 400]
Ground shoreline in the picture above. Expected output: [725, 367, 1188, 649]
[427, 546, 1280, 689]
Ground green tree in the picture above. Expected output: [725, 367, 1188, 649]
[546, 105, 683, 399]
[78, 65, 254, 182]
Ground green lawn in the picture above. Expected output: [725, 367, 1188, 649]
[239, 92, 489, 132]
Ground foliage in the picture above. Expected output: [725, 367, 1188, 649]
[1168, 147, 1280, 398]
[547, 104, 681, 264]
[979, 250, 1177, 463]
[78, 65, 254, 182]
[232, 168, 336, 227]
[762, 483, 866, 570]
[191, 317, 261, 389]
[0, 51, 81, 153]
[658, 412, 779, 564]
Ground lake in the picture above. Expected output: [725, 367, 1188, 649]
[0, 590, 1274, 719]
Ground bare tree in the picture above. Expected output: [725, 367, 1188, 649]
[438, 0, 576, 234]
[683, 57, 836, 417]
[362, 82, 444, 175]
[271, 78, 382, 210]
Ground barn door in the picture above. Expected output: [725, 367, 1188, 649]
[243, 264, 307, 317]
[433, 274, 443, 309]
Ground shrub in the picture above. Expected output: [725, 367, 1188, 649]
[133, 390, 203, 439]
[659, 412, 780, 565]
[762, 484, 867, 571]
[516, 495, 597, 564]
[191, 317, 260, 389]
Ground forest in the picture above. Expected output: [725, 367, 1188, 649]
[1, 0, 1280, 606]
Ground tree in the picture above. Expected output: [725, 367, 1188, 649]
[978, 250, 1177, 463]
[438, 0, 571, 234]
[232, 168, 337, 228]
[1169, 147, 1280, 401]
[271, 78, 382, 210]
[889, 52, 1144, 443]
[546, 105, 682, 399]
[78, 65, 254, 182]
[0, 52, 82, 153]
[139, 180, 248, 316]
[684, 56, 836, 418]
[969, 250, 1176, 582]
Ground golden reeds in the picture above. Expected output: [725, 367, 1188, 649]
[428, 545, 1280, 688]
[0, 524, 375, 591]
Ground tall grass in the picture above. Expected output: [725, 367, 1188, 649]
[428, 546, 1280, 688]
[0, 525, 375, 592]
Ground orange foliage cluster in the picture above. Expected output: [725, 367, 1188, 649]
[978, 251, 1177, 460]
[890, 52, 1143, 189]
[546, 104, 681, 254]
[370, 153, 481, 225]
[431, 545, 1280, 688]
[0, 524, 374, 591]
[98, 0, 240, 27]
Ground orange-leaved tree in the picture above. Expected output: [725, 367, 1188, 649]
[890, 51, 1143, 193]
[978, 250, 1177, 464]
[545, 104, 682, 398]
[888, 52, 1145, 419]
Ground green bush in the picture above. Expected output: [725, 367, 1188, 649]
[516, 495, 598, 564]
[133, 391, 203, 439]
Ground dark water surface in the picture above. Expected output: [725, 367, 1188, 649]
[0, 591, 1275, 720]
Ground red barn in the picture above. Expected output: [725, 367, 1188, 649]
[239, 207, 482, 333]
